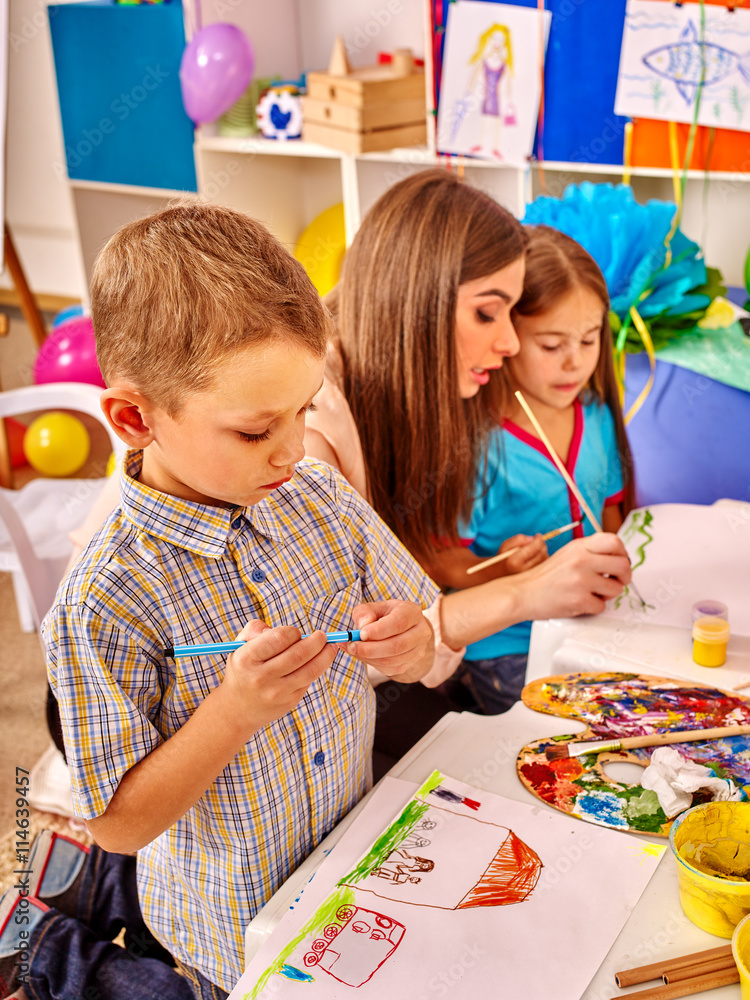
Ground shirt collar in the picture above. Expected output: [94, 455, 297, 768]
[120, 450, 286, 556]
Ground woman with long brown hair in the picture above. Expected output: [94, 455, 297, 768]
[303, 170, 632, 762]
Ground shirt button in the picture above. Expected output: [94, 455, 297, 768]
[251, 568, 266, 583]
[231, 517, 242, 530]
[313, 751, 325, 766]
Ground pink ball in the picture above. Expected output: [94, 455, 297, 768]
[33, 316, 105, 388]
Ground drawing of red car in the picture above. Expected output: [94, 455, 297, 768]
[302, 904, 405, 986]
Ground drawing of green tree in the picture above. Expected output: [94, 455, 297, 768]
[713, 102, 721, 122]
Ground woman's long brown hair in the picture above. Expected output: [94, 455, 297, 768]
[506, 225, 635, 513]
[330, 169, 526, 561]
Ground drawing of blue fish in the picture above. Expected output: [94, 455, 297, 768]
[642, 20, 750, 105]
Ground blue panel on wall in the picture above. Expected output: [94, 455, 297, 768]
[48, 0, 197, 190]
[436, 0, 629, 166]
[625, 353, 750, 507]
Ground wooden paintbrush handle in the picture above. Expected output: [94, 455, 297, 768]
[621, 724, 750, 751]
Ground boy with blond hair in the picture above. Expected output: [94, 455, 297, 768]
[39, 203, 439, 995]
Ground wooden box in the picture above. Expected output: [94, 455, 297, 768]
[302, 44, 427, 154]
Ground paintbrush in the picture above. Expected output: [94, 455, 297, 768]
[544, 723, 750, 761]
[513, 390, 652, 610]
[465, 519, 582, 575]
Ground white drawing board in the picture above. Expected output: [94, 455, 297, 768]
[230, 773, 664, 999]
[436, 1, 550, 165]
[602, 501, 750, 636]
[615, 0, 750, 132]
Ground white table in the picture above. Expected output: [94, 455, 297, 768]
[243, 687, 743, 999]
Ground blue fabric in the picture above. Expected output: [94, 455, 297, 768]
[461, 653, 529, 715]
[463, 399, 624, 660]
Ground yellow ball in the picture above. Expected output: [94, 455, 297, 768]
[106, 451, 116, 478]
[24, 412, 90, 477]
[294, 203, 346, 297]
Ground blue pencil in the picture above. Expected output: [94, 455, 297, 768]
[164, 630, 362, 659]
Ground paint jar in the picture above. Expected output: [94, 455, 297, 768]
[669, 801, 750, 937]
[692, 616, 731, 667]
[691, 600, 729, 624]
[732, 911, 750, 1000]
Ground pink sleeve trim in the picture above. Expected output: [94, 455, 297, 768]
[420, 595, 465, 688]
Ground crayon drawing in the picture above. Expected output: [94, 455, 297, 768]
[231, 774, 664, 1000]
[615, 0, 750, 130]
[518, 672, 750, 836]
[436, 1, 550, 165]
[602, 502, 750, 635]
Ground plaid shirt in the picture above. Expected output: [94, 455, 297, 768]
[43, 451, 438, 989]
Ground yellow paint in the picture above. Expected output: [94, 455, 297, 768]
[734, 913, 750, 999]
[692, 616, 730, 667]
[670, 802, 750, 937]
[629, 841, 667, 863]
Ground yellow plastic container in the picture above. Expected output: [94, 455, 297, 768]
[670, 802, 750, 937]
[692, 616, 731, 667]
[733, 911, 750, 999]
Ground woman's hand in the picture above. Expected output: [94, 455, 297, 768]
[496, 533, 548, 575]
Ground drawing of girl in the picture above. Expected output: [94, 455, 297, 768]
[466, 23, 515, 159]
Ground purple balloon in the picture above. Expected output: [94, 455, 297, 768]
[33, 316, 105, 388]
[180, 23, 254, 125]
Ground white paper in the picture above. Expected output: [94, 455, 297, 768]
[436, 1, 550, 166]
[615, 0, 750, 132]
[602, 501, 750, 636]
[230, 773, 665, 999]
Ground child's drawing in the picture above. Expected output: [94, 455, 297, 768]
[615, 0, 750, 131]
[233, 774, 665, 1000]
[436, 2, 550, 166]
[602, 502, 750, 635]
[301, 905, 405, 987]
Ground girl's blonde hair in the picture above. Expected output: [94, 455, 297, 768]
[508, 225, 635, 512]
[329, 168, 527, 560]
[469, 24, 513, 73]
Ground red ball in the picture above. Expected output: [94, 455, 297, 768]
[33, 316, 105, 387]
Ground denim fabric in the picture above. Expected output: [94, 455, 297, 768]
[462, 653, 529, 715]
[19, 845, 191, 1000]
[25, 911, 193, 1000]
[176, 961, 230, 1000]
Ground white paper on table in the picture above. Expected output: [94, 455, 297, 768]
[436, 1, 550, 165]
[230, 773, 665, 1000]
[601, 501, 750, 637]
[615, 0, 750, 132]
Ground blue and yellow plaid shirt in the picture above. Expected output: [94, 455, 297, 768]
[42, 450, 439, 989]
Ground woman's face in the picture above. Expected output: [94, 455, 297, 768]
[454, 256, 525, 399]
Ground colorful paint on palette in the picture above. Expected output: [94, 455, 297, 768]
[517, 673, 750, 837]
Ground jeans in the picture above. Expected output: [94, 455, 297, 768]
[462, 652, 529, 715]
[23, 847, 194, 1000]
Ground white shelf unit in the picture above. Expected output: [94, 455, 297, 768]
[64, 0, 750, 291]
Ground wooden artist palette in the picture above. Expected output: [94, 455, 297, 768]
[517, 672, 750, 837]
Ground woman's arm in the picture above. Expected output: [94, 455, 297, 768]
[602, 504, 624, 534]
[423, 535, 547, 590]
[439, 533, 632, 649]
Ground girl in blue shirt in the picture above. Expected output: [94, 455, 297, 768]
[459, 225, 635, 714]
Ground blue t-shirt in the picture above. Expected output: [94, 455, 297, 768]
[463, 398, 625, 660]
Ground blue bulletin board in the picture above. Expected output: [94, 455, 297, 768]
[432, 0, 630, 166]
[48, 0, 197, 191]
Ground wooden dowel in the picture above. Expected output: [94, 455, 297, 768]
[663, 955, 737, 984]
[610, 965, 738, 999]
[615, 945, 733, 988]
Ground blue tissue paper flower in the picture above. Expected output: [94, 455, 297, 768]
[523, 183, 712, 324]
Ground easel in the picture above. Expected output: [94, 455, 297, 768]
[0, 224, 47, 488]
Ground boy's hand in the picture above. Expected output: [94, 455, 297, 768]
[222, 619, 337, 736]
[346, 601, 435, 683]
[498, 533, 548, 575]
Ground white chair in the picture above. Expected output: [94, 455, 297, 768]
[0, 382, 126, 632]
